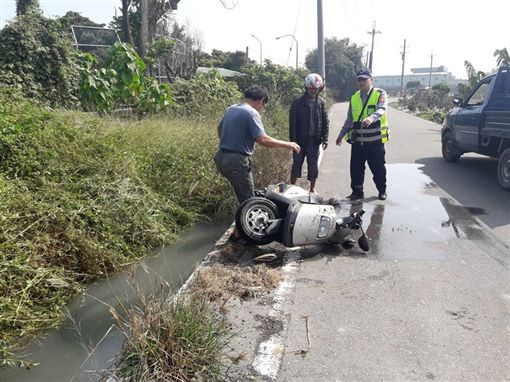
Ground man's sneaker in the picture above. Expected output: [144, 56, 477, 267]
[346, 192, 364, 201]
[378, 192, 387, 200]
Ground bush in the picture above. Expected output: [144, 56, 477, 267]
[235, 63, 307, 107]
[0, 11, 80, 107]
[170, 70, 242, 118]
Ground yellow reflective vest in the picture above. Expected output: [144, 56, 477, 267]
[346, 88, 389, 144]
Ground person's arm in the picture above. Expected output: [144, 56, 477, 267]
[362, 89, 388, 127]
[256, 134, 300, 153]
[336, 102, 353, 145]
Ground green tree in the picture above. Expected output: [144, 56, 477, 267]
[198, 49, 255, 72]
[235, 61, 308, 107]
[406, 80, 421, 90]
[494, 48, 509, 66]
[0, 10, 80, 107]
[457, 61, 487, 98]
[304, 37, 363, 101]
[16, 0, 40, 16]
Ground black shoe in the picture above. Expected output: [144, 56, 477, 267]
[346, 192, 364, 201]
[378, 192, 387, 200]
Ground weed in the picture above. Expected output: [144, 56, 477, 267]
[109, 294, 229, 382]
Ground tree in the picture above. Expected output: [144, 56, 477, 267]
[16, 0, 39, 16]
[304, 37, 363, 101]
[457, 60, 487, 98]
[198, 49, 255, 72]
[121, 0, 135, 46]
[406, 80, 421, 92]
[494, 48, 509, 66]
[139, 0, 148, 58]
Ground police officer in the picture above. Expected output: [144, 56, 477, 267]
[335, 68, 389, 201]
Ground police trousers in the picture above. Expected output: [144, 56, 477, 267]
[350, 142, 386, 194]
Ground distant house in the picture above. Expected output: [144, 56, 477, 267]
[373, 66, 467, 94]
[196, 67, 244, 78]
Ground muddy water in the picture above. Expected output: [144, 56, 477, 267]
[1, 222, 229, 382]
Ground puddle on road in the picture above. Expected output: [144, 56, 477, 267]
[339, 163, 493, 262]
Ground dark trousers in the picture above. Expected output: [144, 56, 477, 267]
[214, 150, 254, 204]
[291, 139, 320, 181]
[350, 143, 386, 195]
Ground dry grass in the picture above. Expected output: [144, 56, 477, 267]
[191, 264, 282, 304]
[109, 294, 229, 382]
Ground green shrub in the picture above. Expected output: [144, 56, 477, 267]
[0, 11, 80, 107]
[170, 70, 241, 118]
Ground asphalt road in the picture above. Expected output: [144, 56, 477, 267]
[327, 103, 510, 246]
[271, 103, 510, 381]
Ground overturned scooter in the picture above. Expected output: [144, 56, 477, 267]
[235, 183, 369, 251]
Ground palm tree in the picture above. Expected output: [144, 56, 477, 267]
[494, 48, 510, 66]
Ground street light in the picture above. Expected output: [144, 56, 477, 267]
[251, 34, 262, 66]
[276, 34, 299, 69]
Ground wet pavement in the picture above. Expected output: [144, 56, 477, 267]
[221, 103, 510, 381]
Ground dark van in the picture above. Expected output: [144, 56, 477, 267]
[441, 66, 510, 190]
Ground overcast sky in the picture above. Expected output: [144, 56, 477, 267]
[1, 0, 507, 79]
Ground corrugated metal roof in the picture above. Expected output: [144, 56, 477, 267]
[196, 67, 245, 78]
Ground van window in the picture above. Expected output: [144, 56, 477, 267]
[466, 79, 493, 106]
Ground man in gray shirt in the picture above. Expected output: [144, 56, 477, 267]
[215, 85, 300, 238]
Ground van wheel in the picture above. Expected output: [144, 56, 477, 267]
[442, 131, 461, 163]
[497, 148, 510, 191]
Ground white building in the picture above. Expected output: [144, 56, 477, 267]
[373, 66, 467, 94]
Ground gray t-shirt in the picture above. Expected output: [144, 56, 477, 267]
[219, 102, 265, 156]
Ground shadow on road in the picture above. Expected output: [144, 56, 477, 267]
[416, 155, 509, 230]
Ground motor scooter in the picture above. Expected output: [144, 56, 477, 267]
[235, 183, 369, 251]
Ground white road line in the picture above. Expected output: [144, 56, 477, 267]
[252, 252, 300, 379]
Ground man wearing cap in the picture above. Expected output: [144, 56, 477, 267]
[335, 68, 389, 201]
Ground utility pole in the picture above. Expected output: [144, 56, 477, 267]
[245, 46, 249, 66]
[400, 38, 407, 98]
[317, 0, 325, 81]
[429, 53, 434, 89]
[367, 21, 381, 71]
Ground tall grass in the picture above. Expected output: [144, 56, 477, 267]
[0, 90, 293, 366]
[109, 294, 229, 382]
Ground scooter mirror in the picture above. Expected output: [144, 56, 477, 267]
[358, 234, 370, 252]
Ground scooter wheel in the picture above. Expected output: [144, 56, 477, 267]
[235, 197, 279, 245]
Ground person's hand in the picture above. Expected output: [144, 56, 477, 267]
[322, 142, 328, 150]
[361, 117, 372, 128]
[289, 142, 300, 153]
[335, 136, 342, 146]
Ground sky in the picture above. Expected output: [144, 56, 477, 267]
[0, 0, 507, 79]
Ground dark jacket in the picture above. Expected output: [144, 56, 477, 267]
[289, 94, 329, 146]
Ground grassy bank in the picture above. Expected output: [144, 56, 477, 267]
[0, 90, 291, 366]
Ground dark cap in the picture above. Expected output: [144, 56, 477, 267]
[356, 68, 372, 79]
